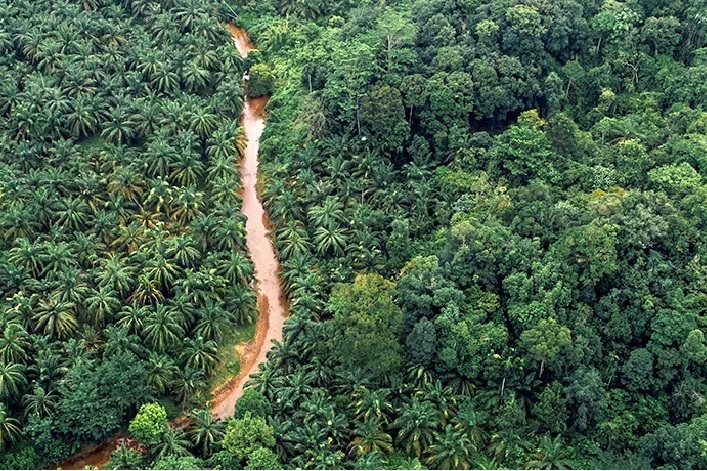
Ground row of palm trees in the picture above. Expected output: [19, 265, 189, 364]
[0, 0, 258, 461]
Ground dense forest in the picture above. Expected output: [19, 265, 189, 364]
[1, 0, 707, 469]
[228, 0, 707, 469]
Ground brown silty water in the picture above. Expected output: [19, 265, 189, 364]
[211, 24, 287, 419]
[56, 24, 286, 469]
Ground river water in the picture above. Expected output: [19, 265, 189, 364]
[57, 24, 286, 469]
[211, 25, 287, 419]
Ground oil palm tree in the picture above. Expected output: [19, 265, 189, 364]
[426, 424, 474, 470]
[180, 336, 218, 374]
[33, 299, 79, 340]
[52, 267, 90, 304]
[143, 253, 180, 291]
[392, 397, 439, 458]
[348, 417, 393, 458]
[188, 106, 218, 140]
[150, 65, 180, 94]
[132, 96, 163, 139]
[106, 444, 145, 470]
[307, 196, 345, 228]
[56, 196, 89, 231]
[107, 166, 143, 203]
[193, 300, 231, 342]
[213, 77, 245, 114]
[173, 366, 207, 411]
[116, 302, 147, 336]
[128, 273, 164, 305]
[212, 216, 247, 252]
[146, 352, 178, 396]
[101, 105, 135, 144]
[187, 408, 225, 457]
[216, 252, 253, 286]
[188, 41, 218, 70]
[209, 176, 242, 205]
[174, 0, 206, 32]
[313, 222, 348, 257]
[97, 253, 136, 296]
[171, 187, 205, 225]
[351, 386, 394, 425]
[206, 129, 241, 164]
[151, 425, 191, 461]
[145, 134, 178, 179]
[145, 178, 175, 216]
[142, 304, 185, 352]
[206, 153, 239, 182]
[0, 361, 27, 401]
[525, 435, 578, 470]
[166, 235, 201, 268]
[0, 403, 21, 451]
[7, 238, 45, 278]
[277, 220, 313, 260]
[182, 60, 210, 93]
[28, 347, 66, 391]
[85, 286, 121, 327]
[225, 285, 257, 326]
[170, 152, 204, 187]
[0, 324, 31, 365]
[93, 210, 119, 244]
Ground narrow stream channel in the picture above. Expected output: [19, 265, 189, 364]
[56, 24, 286, 469]
[211, 25, 288, 419]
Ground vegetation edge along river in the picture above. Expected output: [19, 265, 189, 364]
[56, 23, 285, 470]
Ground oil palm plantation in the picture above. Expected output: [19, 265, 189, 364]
[0, 1, 261, 464]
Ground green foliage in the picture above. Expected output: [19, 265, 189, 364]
[327, 274, 403, 383]
[56, 351, 150, 443]
[247, 64, 276, 98]
[222, 412, 275, 462]
[152, 455, 207, 470]
[245, 447, 281, 470]
[520, 318, 572, 378]
[207, 450, 243, 470]
[234, 389, 272, 419]
[129, 403, 168, 445]
[106, 445, 145, 470]
[2, 0, 707, 468]
[234, 0, 707, 466]
[0, 443, 41, 469]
